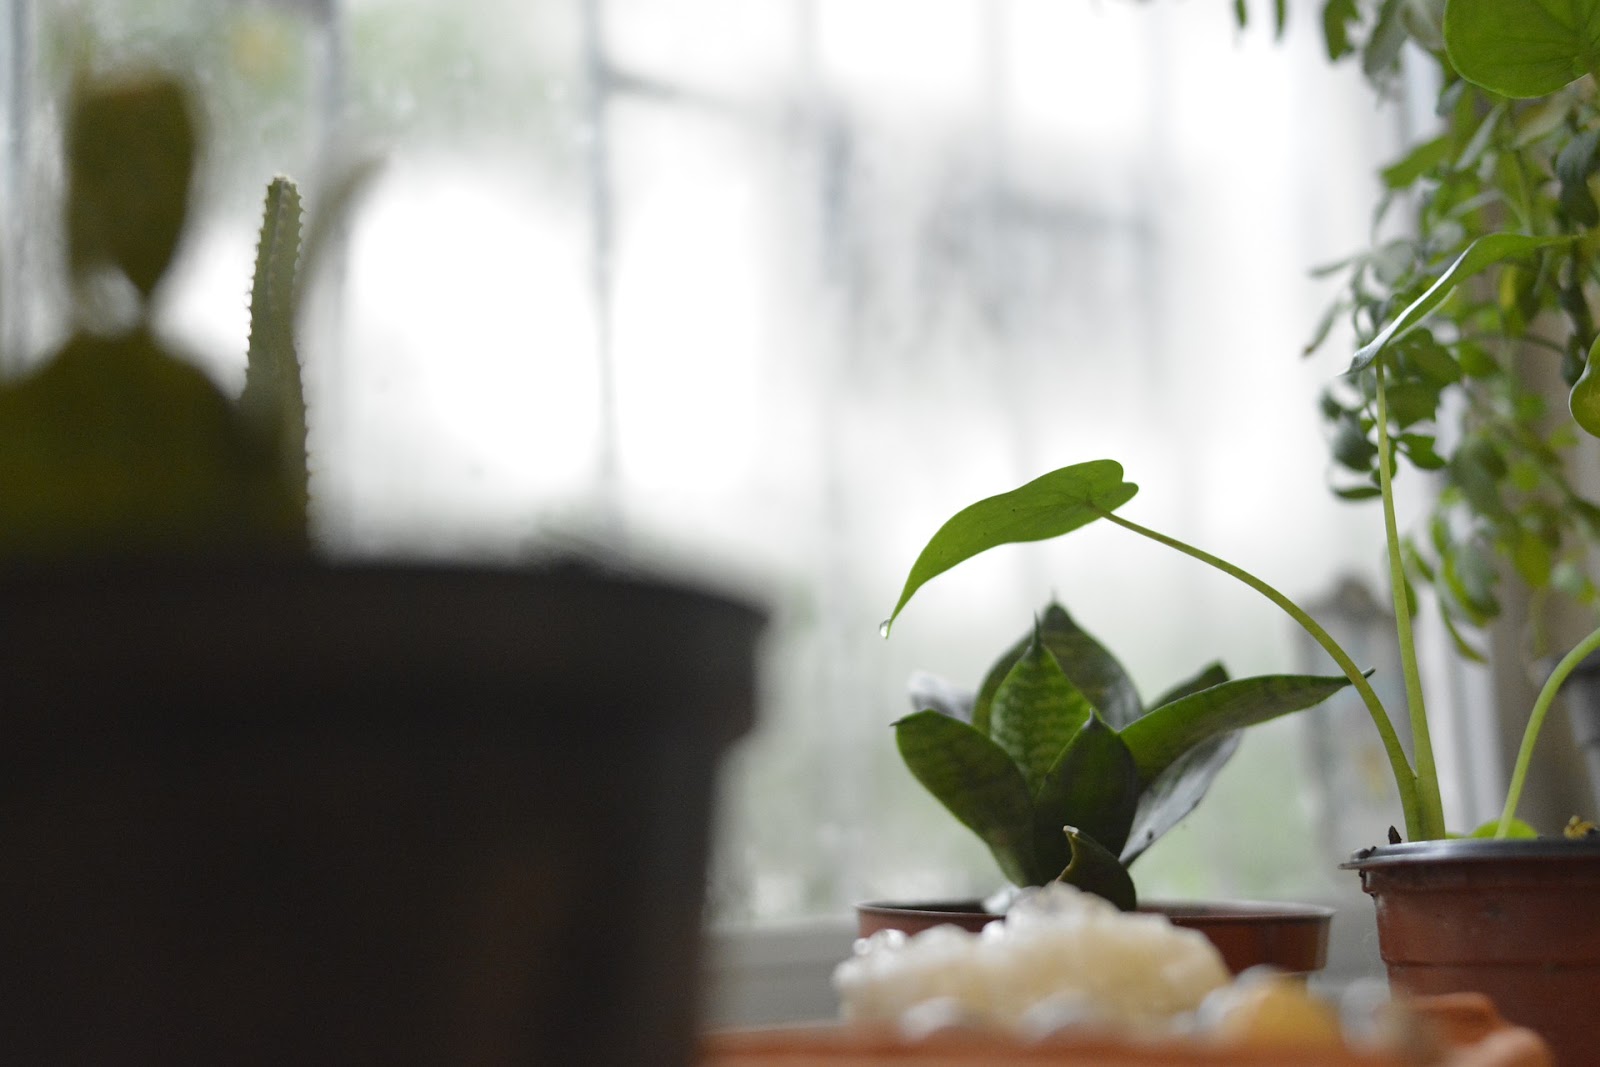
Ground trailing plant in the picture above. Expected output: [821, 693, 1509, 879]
[894, 600, 1353, 908]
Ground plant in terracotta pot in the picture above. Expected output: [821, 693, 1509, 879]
[879, 2, 1600, 1057]
[0, 72, 762, 1065]
[871, 595, 1350, 973]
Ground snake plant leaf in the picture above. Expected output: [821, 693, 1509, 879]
[1056, 826, 1137, 912]
[972, 602, 1142, 735]
[1118, 673, 1355, 784]
[989, 628, 1094, 797]
[894, 710, 1037, 887]
[67, 74, 196, 300]
[1119, 732, 1241, 866]
[1032, 712, 1140, 870]
[1349, 234, 1577, 375]
[1148, 662, 1230, 712]
[1444, 0, 1600, 99]
[883, 460, 1138, 632]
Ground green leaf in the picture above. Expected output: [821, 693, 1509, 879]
[1386, 380, 1441, 428]
[1362, 0, 1411, 83]
[1117, 673, 1355, 783]
[1556, 128, 1600, 226]
[1380, 133, 1452, 189]
[1033, 713, 1140, 867]
[67, 74, 196, 299]
[241, 177, 308, 516]
[1056, 827, 1137, 911]
[1444, 0, 1600, 98]
[1570, 333, 1600, 437]
[1399, 433, 1448, 470]
[1149, 662, 1230, 711]
[1466, 816, 1537, 838]
[974, 603, 1143, 735]
[1119, 732, 1240, 866]
[1513, 527, 1555, 587]
[894, 710, 1037, 887]
[1323, 0, 1361, 60]
[1349, 233, 1577, 375]
[990, 632, 1094, 797]
[884, 460, 1138, 631]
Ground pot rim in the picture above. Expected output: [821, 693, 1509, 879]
[1342, 836, 1600, 870]
[854, 898, 1334, 922]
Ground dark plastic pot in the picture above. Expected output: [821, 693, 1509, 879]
[0, 559, 764, 1065]
[1345, 837, 1600, 1066]
[855, 897, 1332, 976]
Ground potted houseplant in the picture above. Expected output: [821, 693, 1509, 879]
[866, 599, 1348, 973]
[0, 72, 763, 1065]
[879, 6, 1600, 1058]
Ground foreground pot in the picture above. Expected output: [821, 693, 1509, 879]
[0, 559, 764, 1064]
[855, 898, 1332, 975]
[1345, 838, 1600, 1066]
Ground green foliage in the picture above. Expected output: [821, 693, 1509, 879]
[0, 72, 310, 560]
[1303, 0, 1600, 647]
[892, 598, 1354, 905]
[241, 176, 308, 514]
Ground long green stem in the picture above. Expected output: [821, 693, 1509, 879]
[1373, 367, 1448, 840]
[1098, 509, 1425, 838]
[1497, 623, 1600, 836]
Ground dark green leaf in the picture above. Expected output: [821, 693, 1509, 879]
[1149, 662, 1230, 711]
[67, 75, 196, 299]
[1117, 673, 1355, 783]
[1386, 381, 1441, 428]
[894, 710, 1036, 887]
[1444, 0, 1600, 98]
[1334, 484, 1384, 500]
[1056, 827, 1137, 911]
[1333, 413, 1379, 472]
[1119, 733, 1240, 866]
[1556, 128, 1600, 227]
[1399, 433, 1447, 470]
[1033, 713, 1140, 867]
[885, 460, 1138, 631]
[1322, 0, 1362, 60]
[972, 603, 1143, 735]
[990, 632, 1094, 797]
[1348, 233, 1577, 375]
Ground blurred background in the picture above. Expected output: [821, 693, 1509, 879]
[2, 0, 1500, 1017]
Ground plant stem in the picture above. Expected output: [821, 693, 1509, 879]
[1098, 509, 1425, 838]
[1372, 366, 1449, 840]
[1497, 622, 1600, 837]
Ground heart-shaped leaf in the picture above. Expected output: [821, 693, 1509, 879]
[1119, 732, 1241, 866]
[989, 629, 1093, 796]
[1118, 673, 1355, 783]
[1444, 0, 1600, 99]
[973, 602, 1143, 735]
[893, 710, 1036, 886]
[1056, 826, 1137, 911]
[883, 460, 1138, 632]
[1348, 233, 1576, 375]
[1033, 713, 1140, 868]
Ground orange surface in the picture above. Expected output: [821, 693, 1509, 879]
[701, 994, 1550, 1067]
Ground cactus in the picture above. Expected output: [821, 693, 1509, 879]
[241, 176, 308, 514]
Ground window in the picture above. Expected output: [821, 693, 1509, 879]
[6, 0, 1453, 1019]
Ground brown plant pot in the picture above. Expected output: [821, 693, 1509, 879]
[855, 897, 1332, 976]
[0, 559, 764, 1065]
[1344, 838, 1600, 1066]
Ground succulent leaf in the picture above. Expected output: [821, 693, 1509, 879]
[989, 630, 1094, 796]
[893, 710, 1037, 887]
[1148, 662, 1230, 712]
[1033, 713, 1139, 868]
[241, 176, 308, 514]
[1056, 827, 1137, 911]
[1119, 732, 1240, 866]
[1118, 673, 1354, 784]
[975, 602, 1142, 733]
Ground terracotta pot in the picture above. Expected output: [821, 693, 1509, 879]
[1345, 837, 1600, 1066]
[0, 560, 764, 1065]
[855, 897, 1332, 975]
